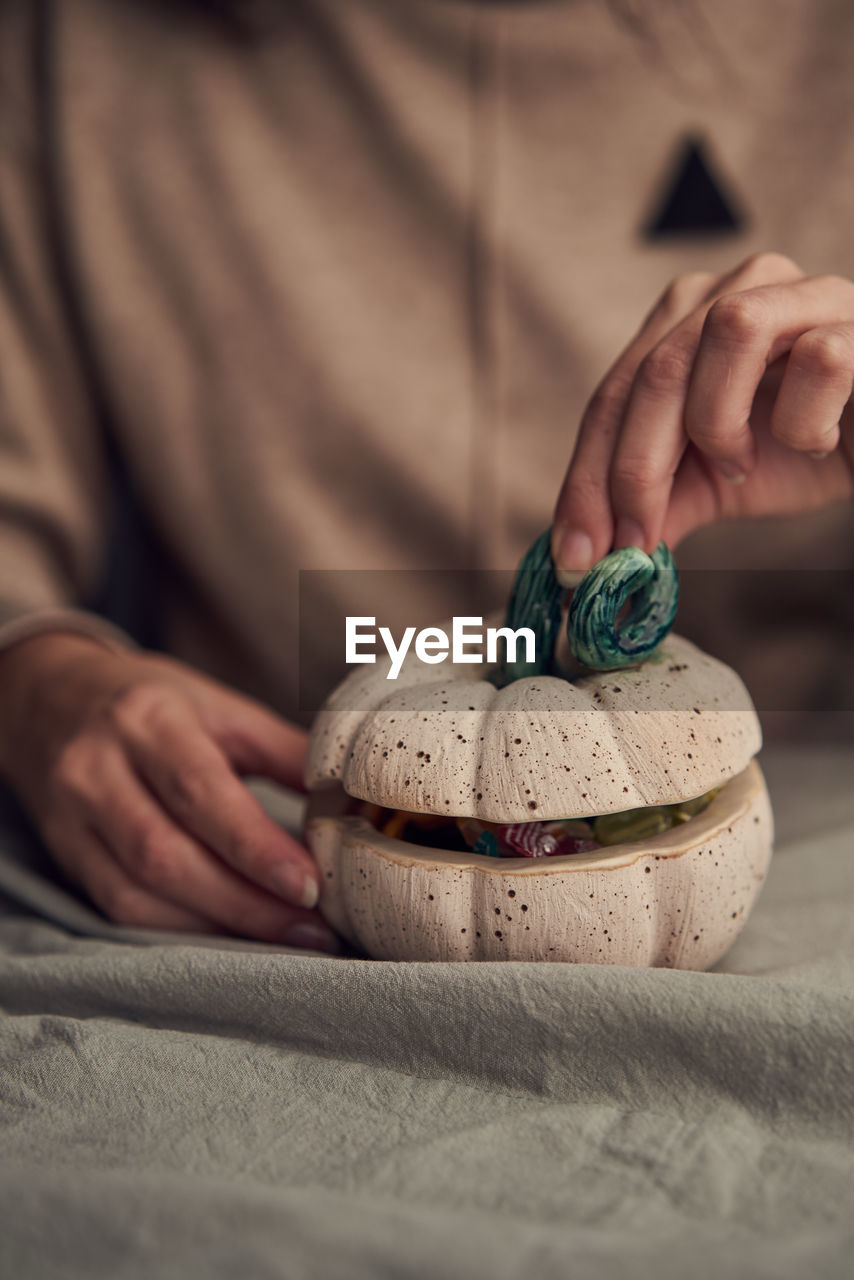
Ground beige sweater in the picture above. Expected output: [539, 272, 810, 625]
[1, 0, 852, 733]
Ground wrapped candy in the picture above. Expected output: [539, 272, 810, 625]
[354, 787, 720, 860]
[457, 816, 599, 859]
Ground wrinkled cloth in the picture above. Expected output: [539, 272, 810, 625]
[0, 745, 852, 1279]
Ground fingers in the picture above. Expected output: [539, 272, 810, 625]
[659, 446, 725, 549]
[89, 744, 334, 946]
[553, 252, 832, 572]
[197, 690, 309, 793]
[551, 368, 635, 574]
[603, 255, 817, 555]
[11, 641, 342, 953]
[660, 375, 854, 549]
[684, 275, 854, 473]
[112, 686, 322, 911]
[607, 317, 708, 553]
[767, 323, 854, 456]
[44, 820, 219, 934]
[552, 270, 717, 574]
[129, 650, 309, 790]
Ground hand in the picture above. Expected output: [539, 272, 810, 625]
[0, 633, 340, 952]
[552, 252, 854, 573]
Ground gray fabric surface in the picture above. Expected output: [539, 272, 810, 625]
[0, 748, 852, 1279]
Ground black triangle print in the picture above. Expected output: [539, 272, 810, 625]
[642, 136, 746, 239]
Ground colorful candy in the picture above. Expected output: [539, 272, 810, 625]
[457, 816, 599, 859]
[352, 786, 719, 859]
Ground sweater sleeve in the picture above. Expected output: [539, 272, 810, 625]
[0, 2, 134, 658]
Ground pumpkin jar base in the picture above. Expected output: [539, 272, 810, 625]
[304, 759, 773, 968]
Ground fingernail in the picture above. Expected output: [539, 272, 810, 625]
[555, 529, 593, 572]
[283, 922, 342, 954]
[613, 518, 646, 550]
[714, 460, 747, 484]
[808, 449, 831, 461]
[272, 864, 319, 910]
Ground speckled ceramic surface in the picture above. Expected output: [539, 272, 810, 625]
[305, 619, 773, 967]
[305, 761, 773, 968]
[306, 632, 762, 822]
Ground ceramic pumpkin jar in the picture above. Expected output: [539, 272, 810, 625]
[303, 539, 773, 969]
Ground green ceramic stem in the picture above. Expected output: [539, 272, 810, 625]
[492, 529, 564, 686]
[493, 533, 679, 684]
[567, 542, 679, 670]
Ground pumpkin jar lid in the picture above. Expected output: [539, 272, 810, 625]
[306, 538, 761, 824]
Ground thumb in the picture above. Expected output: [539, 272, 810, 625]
[661, 450, 722, 549]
